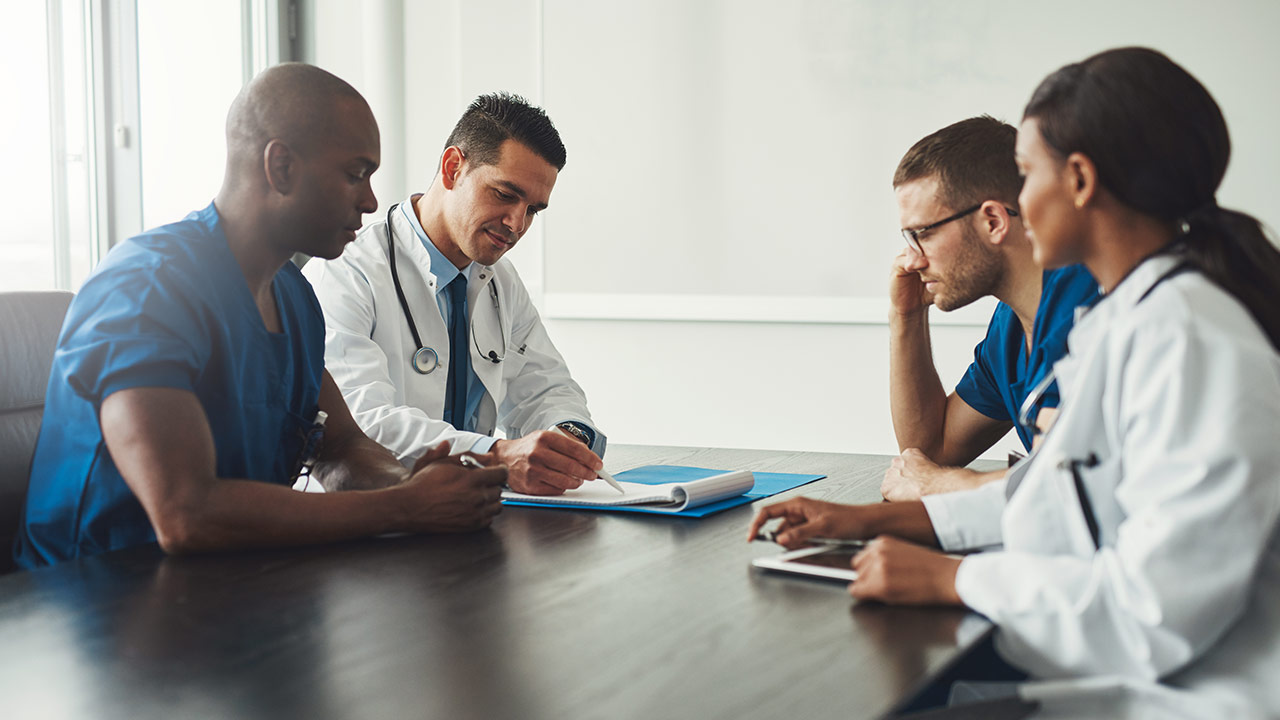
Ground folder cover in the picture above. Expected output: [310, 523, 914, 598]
[501, 464, 825, 518]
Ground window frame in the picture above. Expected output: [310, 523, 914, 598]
[38, 0, 294, 291]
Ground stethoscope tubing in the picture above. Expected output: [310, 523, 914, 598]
[385, 203, 506, 375]
[1011, 257, 1196, 549]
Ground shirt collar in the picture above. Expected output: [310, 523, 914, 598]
[399, 196, 473, 287]
[1065, 253, 1183, 361]
[1098, 253, 1183, 312]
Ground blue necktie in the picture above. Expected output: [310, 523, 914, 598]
[444, 274, 469, 430]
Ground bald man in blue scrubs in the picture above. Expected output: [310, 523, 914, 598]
[15, 63, 506, 569]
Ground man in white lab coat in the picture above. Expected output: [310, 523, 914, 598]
[303, 93, 605, 496]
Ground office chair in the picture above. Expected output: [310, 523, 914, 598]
[0, 291, 73, 573]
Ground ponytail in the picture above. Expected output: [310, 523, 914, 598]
[1175, 204, 1280, 351]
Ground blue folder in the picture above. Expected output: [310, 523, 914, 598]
[502, 464, 826, 518]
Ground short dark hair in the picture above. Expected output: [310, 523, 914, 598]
[444, 92, 566, 170]
[893, 116, 1022, 212]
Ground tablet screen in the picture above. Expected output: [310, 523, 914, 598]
[789, 548, 858, 570]
[751, 545, 860, 582]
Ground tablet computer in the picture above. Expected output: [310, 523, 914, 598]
[751, 544, 860, 582]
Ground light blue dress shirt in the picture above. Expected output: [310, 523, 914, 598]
[399, 202, 491, 449]
[398, 201, 597, 455]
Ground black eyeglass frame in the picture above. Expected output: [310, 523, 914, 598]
[901, 202, 1020, 254]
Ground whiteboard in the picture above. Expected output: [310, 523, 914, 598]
[540, 0, 1280, 307]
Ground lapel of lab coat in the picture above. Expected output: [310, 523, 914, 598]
[391, 210, 507, 421]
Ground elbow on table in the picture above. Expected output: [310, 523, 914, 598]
[152, 515, 199, 556]
[149, 504, 217, 556]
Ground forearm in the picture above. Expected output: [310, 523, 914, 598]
[882, 461, 1007, 503]
[313, 432, 409, 491]
[944, 467, 1005, 491]
[953, 549, 1203, 677]
[153, 479, 408, 554]
[863, 501, 940, 547]
[888, 309, 948, 456]
[352, 399, 492, 461]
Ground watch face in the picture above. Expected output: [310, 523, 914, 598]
[557, 424, 588, 443]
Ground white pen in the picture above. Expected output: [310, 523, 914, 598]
[553, 426, 624, 494]
[456, 454, 486, 470]
[595, 466, 626, 495]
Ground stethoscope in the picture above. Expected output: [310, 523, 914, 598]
[1015, 255, 1195, 439]
[1011, 256, 1196, 549]
[386, 203, 507, 375]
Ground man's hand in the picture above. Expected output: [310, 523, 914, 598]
[848, 536, 963, 606]
[409, 441, 453, 473]
[881, 448, 989, 501]
[889, 248, 934, 318]
[397, 443, 507, 533]
[747, 497, 871, 549]
[487, 430, 602, 496]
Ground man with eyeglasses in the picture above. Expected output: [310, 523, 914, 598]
[882, 116, 1100, 501]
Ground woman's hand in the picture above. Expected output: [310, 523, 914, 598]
[849, 536, 963, 606]
[747, 497, 870, 549]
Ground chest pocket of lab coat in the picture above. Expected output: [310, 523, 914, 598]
[496, 303, 530, 376]
[500, 331, 530, 377]
[1074, 453, 1125, 549]
[1051, 452, 1125, 551]
[475, 312, 526, 412]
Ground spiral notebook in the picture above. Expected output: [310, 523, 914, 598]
[502, 468, 753, 513]
[501, 464, 826, 518]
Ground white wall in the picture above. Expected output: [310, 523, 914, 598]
[300, 0, 1280, 457]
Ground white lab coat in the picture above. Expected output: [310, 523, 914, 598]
[301, 200, 603, 462]
[921, 255, 1280, 718]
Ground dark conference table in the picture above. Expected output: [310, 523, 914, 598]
[0, 445, 992, 720]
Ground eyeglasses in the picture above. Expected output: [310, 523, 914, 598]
[901, 203, 1020, 254]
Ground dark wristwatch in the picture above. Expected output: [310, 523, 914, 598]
[555, 422, 592, 446]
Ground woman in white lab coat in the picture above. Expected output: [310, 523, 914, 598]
[750, 47, 1280, 718]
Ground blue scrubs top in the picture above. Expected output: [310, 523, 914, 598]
[954, 264, 1101, 450]
[14, 202, 326, 569]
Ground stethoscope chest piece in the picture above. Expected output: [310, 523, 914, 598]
[412, 346, 439, 375]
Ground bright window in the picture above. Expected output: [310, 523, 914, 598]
[137, 0, 245, 230]
[2, 0, 283, 293]
[1, 0, 95, 292]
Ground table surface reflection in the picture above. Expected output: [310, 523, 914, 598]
[0, 445, 991, 720]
